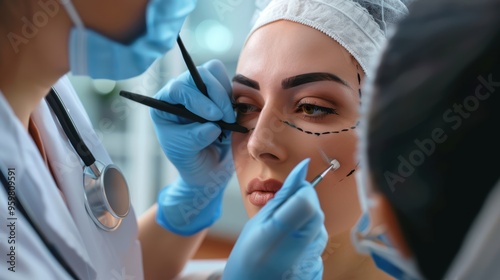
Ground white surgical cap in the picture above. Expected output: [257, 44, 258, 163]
[250, 0, 413, 77]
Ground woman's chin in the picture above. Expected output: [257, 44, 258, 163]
[244, 199, 263, 218]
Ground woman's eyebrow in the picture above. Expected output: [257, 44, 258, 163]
[232, 74, 260, 90]
[281, 72, 351, 89]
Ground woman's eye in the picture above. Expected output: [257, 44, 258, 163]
[297, 103, 337, 117]
[233, 103, 259, 114]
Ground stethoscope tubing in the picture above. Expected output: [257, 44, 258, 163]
[45, 89, 96, 167]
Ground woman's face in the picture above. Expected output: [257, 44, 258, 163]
[232, 20, 364, 235]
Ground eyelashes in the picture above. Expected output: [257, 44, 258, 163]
[232, 101, 338, 121]
[232, 103, 259, 114]
[295, 102, 338, 121]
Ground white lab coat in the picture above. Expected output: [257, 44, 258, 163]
[0, 76, 143, 279]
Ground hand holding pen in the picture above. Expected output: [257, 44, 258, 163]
[149, 58, 239, 234]
[120, 36, 248, 134]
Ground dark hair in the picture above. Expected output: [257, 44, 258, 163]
[365, 0, 500, 279]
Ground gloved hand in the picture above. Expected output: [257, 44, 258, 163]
[151, 59, 235, 236]
[222, 159, 328, 280]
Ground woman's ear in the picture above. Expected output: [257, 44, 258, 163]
[371, 192, 413, 258]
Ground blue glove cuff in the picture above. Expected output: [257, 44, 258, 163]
[156, 178, 225, 236]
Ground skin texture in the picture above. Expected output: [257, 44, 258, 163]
[0, 1, 203, 279]
[72, 0, 147, 43]
[232, 20, 391, 279]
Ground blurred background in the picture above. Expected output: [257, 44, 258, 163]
[68, 1, 268, 258]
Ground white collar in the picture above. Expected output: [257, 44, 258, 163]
[0, 88, 96, 279]
[444, 178, 500, 279]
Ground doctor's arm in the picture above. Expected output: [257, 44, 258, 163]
[138, 205, 208, 279]
[141, 60, 236, 279]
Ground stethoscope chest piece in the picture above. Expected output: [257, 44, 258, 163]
[83, 161, 130, 231]
[46, 88, 131, 232]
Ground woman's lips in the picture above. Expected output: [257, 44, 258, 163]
[247, 178, 283, 206]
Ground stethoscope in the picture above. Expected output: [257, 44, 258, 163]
[45, 87, 130, 231]
[0, 88, 130, 279]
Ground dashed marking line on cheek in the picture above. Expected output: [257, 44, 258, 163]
[346, 169, 356, 177]
[357, 65, 363, 103]
[337, 163, 359, 183]
[282, 120, 359, 136]
[243, 123, 359, 181]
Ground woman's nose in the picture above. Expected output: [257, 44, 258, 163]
[246, 107, 288, 163]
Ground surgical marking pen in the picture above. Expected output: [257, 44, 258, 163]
[177, 36, 208, 97]
[310, 159, 340, 188]
[177, 36, 244, 137]
[119, 90, 249, 133]
[118, 36, 249, 134]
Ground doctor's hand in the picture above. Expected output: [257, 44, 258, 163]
[223, 159, 328, 280]
[151, 59, 235, 236]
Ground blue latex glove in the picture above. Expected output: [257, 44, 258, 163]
[223, 159, 328, 280]
[151, 59, 235, 236]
